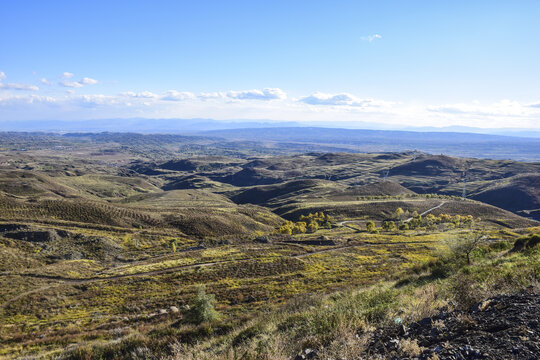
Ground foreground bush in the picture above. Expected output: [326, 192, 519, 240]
[185, 285, 220, 325]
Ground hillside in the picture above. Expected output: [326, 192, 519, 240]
[0, 132, 538, 359]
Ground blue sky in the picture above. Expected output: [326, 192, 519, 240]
[1, 0, 539, 128]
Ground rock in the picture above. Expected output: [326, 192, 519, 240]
[388, 338, 400, 350]
[0, 224, 27, 232]
[367, 292, 540, 360]
[295, 348, 318, 360]
[4, 230, 60, 242]
[169, 306, 179, 313]
[418, 316, 432, 327]
[255, 236, 270, 244]
[158, 309, 168, 315]
[397, 324, 408, 336]
[429, 327, 440, 337]
[64, 251, 83, 260]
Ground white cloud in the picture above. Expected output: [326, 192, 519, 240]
[226, 88, 286, 100]
[300, 92, 393, 107]
[76, 94, 120, 108]
[61, 72, 74, 79]
[0, 94, 57, 105]
[59, 76, 99, 88]
[1, 89, 539, 129]
[161, 90, 196, 101]
[80, 77, 98, 85]
[121, 91, 158, 98]
[0, 83, 39, 91]
[59, 80, 84, 88]
[40, 78, 51, 85]
[0, 71, 39, 91]
[361, 34, 382, 42]
[199, 92, 225, 100]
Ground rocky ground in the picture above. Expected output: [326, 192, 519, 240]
[368, 289, 540, 359]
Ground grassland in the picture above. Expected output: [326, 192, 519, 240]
[0, 132, 538, 359]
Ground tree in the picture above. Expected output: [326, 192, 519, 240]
[395, 208, 404, 220]
[293, 221, 307, 234]
[382, 221, 396, 231]
[307, 221, 319, 233]
[451, 231, 486, 265]
[425, 213, 437, 225]
[463, 215, 474, 227]
[366, 220, 376, 232]
[170, 239, 178, 253]
[186, 285, 219, 324]
[399, 223, 409, 230]
[278, 220, 294, 234]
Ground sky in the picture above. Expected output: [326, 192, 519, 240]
[1, 0, 540, 129]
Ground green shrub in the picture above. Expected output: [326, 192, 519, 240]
[512, 233, 540, 252]
[399, 223, 409, 230]
[185, 285, 219, 325]
[429, 260, 453, 279]
[488, 240, 512, 251]
[366, 221, 375, 232]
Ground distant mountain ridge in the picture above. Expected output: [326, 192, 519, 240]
[200, 127, 540, 161]
[1, 118, 539, 138]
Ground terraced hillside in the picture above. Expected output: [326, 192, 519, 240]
[0, 132, 538, 359]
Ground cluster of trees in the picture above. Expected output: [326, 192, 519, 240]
[368, 208, 478, 233]
[278, 212, 333, 235]
[356, 194, 465, 201]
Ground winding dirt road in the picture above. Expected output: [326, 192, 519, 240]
[404, 201, 446, 222]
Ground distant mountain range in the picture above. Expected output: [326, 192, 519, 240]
[0, 118, 539, 138]
[199, 127, 540, 161]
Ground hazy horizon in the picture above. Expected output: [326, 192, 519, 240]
[2, 118, 540, 140]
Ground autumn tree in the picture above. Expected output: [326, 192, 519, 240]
[395, 207, 405, 220]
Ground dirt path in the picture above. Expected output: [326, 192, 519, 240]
[336, 201, 447, 230]
[336, 220, 364, 231]
[404, 201, 446, 222]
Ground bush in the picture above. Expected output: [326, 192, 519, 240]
[448, 273, 485, 310]
[399, 223, 409, 230]
[512, 233, 540, 252]
[366, 221, 375, 232]
[429, 260, 453, 279]
[382, 221, 396, 231]
[185, 285, 219, 325]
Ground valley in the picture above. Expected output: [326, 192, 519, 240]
[0, 132, 538, 359]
